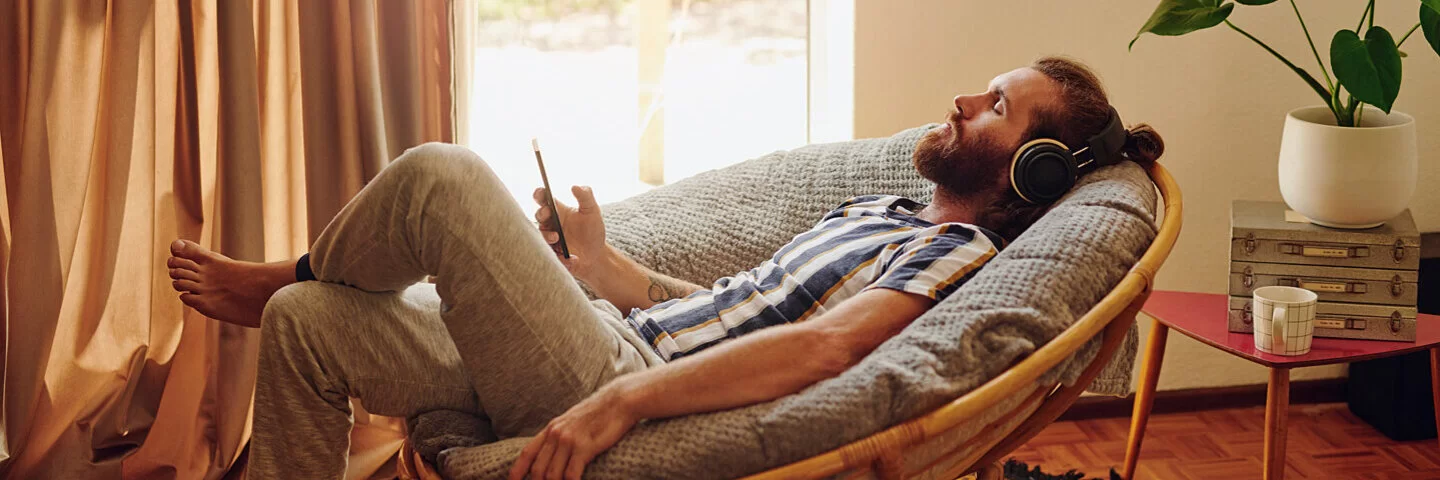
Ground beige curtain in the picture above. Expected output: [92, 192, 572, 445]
[0, 1, 453, 478]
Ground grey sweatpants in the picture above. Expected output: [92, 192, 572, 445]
[250, 143, 662, 479]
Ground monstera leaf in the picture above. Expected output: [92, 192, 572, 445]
[1130, 0, 1235, 50]
[1332, 26, 1402, 113]
[1422, 1, 1440, 57]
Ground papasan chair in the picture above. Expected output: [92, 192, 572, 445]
[387, 125, 1182, 479]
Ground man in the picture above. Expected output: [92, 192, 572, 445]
[165, 56, 1162, 479]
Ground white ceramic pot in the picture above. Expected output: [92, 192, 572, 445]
[1278, 105, 1417, 229]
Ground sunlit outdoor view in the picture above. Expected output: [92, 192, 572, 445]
[464, 0, 809, 207]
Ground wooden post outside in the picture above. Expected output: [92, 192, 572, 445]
[636, 0, 668, 185]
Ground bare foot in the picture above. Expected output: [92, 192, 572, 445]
[166, 239, 297, 328]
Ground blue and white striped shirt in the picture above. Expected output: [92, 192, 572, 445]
[625, 195, 1003, 361]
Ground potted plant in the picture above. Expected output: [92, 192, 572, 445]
[1130, 0, 1437, 228]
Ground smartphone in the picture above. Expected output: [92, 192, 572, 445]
[532, 138, 570, 258]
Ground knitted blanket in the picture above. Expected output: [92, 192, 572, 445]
[418, 125, 1156, 479]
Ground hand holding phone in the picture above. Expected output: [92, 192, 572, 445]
[532, 182, 608, 283]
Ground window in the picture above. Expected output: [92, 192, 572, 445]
[460, 0, 836, 208]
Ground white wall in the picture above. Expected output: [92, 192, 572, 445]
[853, 1, 1440, 390]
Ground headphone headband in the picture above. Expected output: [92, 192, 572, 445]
[1074, 106, 1126, 171]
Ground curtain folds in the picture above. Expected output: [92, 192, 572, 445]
[0, 1, 453, 478]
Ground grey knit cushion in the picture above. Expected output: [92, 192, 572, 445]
[426, 125, 1156, 479]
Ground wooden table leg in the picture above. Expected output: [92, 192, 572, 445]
[1264, 367, 1291, 480]
[1430, 347, 1440, 452]
[1123, 318, 1169, 479]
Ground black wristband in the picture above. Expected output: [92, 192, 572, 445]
[295, 253, 317, 282]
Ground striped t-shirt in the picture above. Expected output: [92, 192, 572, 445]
[624, 195, 1003, 361]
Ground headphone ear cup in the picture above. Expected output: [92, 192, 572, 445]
[1010, 139, 1078, 204]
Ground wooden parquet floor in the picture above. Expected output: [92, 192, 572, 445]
[1009, 403, 1440, 480]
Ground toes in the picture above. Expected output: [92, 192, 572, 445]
[179, 292, 201, 308]
[167, 255, 200, 271]
[168, 268, 200, 281]
[170, 239, 210, 264]
[173, 279, 202, 293]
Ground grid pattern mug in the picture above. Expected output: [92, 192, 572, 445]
[1252, 286, 1318, 356]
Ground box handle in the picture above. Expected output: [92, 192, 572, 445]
[1278, 243, 1369, 258]
[1391, 311, 1403, 333]
[1276, 278, 1365, 294]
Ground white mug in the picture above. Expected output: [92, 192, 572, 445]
[1252, 286, 1318, 356]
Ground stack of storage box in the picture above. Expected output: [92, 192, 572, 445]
[1229, 200, 1420, 341]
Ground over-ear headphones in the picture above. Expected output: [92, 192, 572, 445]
[1009, 106, 1128, 204]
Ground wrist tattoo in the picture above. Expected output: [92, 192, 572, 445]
[647, 275, 695, 303]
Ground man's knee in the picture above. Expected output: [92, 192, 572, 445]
[381, 142, 521, 216]
[257, 284, 355, 395]
[260, 283, 340, 349]
[388, 143, 500, 189]
[400, 142, 478, 164]
[264, 281, 314, 319]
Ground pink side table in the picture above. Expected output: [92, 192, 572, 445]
[1121, 291, 1440, 480]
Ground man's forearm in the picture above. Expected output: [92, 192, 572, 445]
[584, 245, 705, 313]
[605, 321, 850, 421]
[598, 289, 931, 423]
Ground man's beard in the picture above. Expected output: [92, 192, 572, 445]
[913, 123, 1012, 196]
